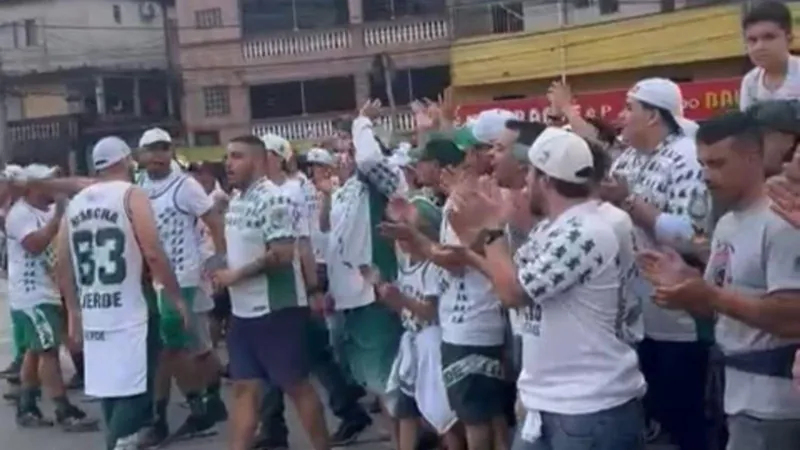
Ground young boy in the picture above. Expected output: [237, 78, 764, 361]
[379, 196, 462, 450]
[740, 1, 800, 110]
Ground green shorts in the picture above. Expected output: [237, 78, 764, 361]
[11, 304, 64, 352]
[341, 302, 403, 395]
[101, 315, 160, 450]
[157, 287, 210, 352]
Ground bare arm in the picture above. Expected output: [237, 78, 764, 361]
[231, 238, 295, 282]
[710, 288, 800, 338]
[20, 208, 63, 255]
[319, 191, 332, 232]
[31, 177, 96, 197]
[54, 217, 79, 319]
[125, 187, 184, 308]
[200, 208, 227, 255]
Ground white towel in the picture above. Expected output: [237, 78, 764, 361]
[385, 331, 417, 416]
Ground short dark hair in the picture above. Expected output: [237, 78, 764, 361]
[588, 141, 610, 183]
[229, 135, 265, 149]
[534, 168, 592, 199]
[743, 0, 792, 33]
[696, 110, 762, 152]
[639, 101, 682, 136]
[505, 120, 548, 146]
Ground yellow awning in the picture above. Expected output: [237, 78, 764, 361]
[176, 146, 225, 162]
[451, 5, 744, 87]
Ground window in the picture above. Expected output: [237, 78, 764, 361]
[490, 3, 524, 34]
[194, 131, 221, 146]
[112, 5, 122, 24]
[241, 0, 349, 34]
[369, 66, 450, 106]
[203, 86, 231, 117]
[599, 0, 620, 15]
[12, 22, 19, 48]
[195, 8, 223, 29]
[104, 77, 135, 115]
[250, 76, 356, 119]
[573, 0, 593, 9]
[24, 19, 37, 47]
[363, 0, 447, 21]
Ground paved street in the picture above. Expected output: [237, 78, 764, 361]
[0, 278, 675, 450]
[0, 278, 391, 450]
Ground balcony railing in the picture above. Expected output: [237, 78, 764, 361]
[252, 110, 415, 142]
[242, 29, 352, 60]
[363, 18, 449, 47]
[241, 16, 449, 60]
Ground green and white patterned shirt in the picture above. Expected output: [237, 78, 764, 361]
[225, 178, 306, 318]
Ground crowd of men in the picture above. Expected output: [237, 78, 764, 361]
[2, 1, 800, 450]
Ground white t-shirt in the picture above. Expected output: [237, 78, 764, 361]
[514, 201, 645, 415]
[327, 176, 375, 310]
[225, 178, 306, 318]
[739, 55, 800, 111]
[596, 201, 645, 344]
[706, 199, 800, 419]
[139, 171, 213, 288]
[282, 173, 314, 239]
[396, 252, 441, 333]
[610, 135, 711, 342]
[5, 200, 60, 309]
[438, 199, 505, 347]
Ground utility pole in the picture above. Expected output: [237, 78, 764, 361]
[0, 52, 8, 168]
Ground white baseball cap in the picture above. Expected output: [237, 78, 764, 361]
[139, 127, 172, 148]
[93, 136, 132, 171]
[2, 164, 25, 180]
[261, 133, 292, 161]
[627, 78, 697, 136]
[527, 128, 594, 184]
[23, 164, 58, 180]
[471, 109, 518, 144]
[305, 147, 334, 166]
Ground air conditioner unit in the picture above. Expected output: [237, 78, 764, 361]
[139, 1, 159, 22]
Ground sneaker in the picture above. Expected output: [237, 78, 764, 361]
[330, 416, 372, 447]
[251, 435, 289, 450]
[16, 407, 54, 428]
[138, 423, 169, 448]
[3, 384, 20, 403]
[0, 359, 21, 380]
[207, 396, 228, 423]
[56, 405, 100, 432]
[160, 414, 216, 446]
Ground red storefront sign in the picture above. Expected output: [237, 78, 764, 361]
[456, 78, 741, 123]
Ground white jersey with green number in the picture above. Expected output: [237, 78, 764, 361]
[66, 181, 147, 331]
[225, 178, 306, 318]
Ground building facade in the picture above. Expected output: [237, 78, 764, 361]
[449, 0, 757, 121]
[0, 0, 178, 171]
[176, 0, 452, 144]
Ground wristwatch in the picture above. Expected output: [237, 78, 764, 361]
[483, 228, 506, 246]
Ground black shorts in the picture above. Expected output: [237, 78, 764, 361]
[441, 342, 506, 425]
[395, 392, 421, 420]
[211, 289, 231, 321]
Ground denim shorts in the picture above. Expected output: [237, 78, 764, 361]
[511, 399, 645, 450]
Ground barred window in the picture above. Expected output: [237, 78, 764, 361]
[195, 8, 223, 29]
[203, 86, 230, 117]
